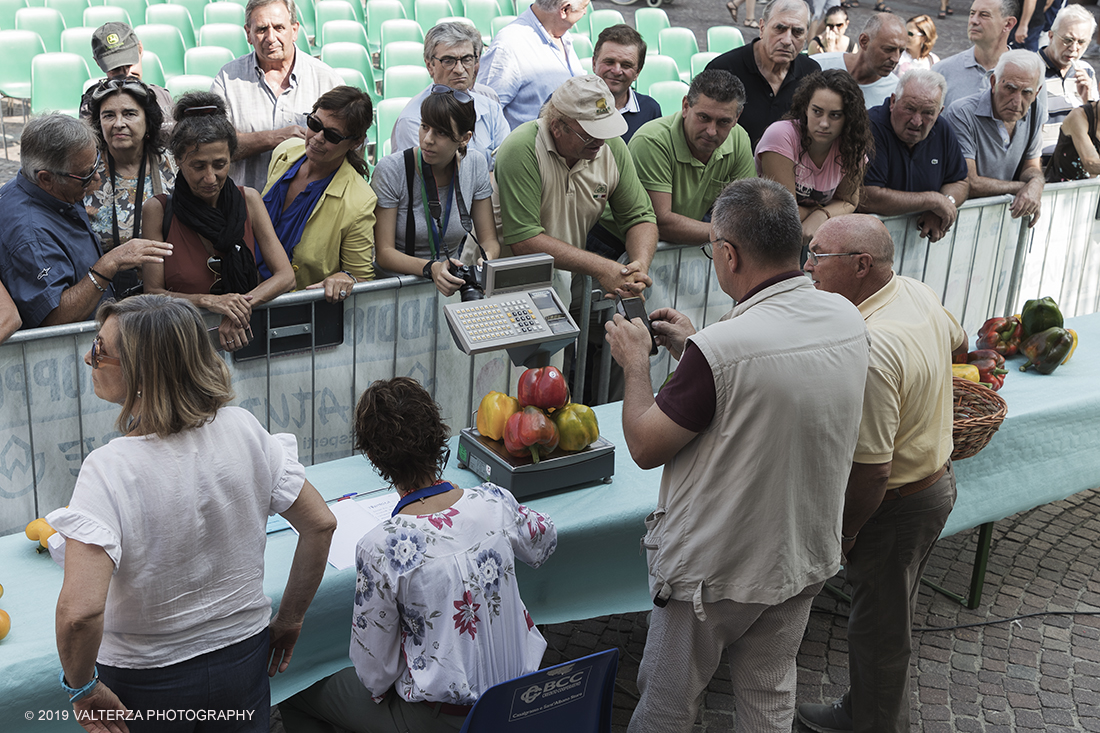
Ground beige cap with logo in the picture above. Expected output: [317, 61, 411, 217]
[553, 75, 628, 140]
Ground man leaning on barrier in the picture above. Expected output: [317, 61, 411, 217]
[859, 70, 970, 242]
[798, 214, 968, 733]
[0, 115, 171, 330]
[942, 49, 1046, 227]
[605, 178, 869, 733]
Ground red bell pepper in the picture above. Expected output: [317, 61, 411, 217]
[503, 406, 560, 463]
[517, 366, 569, 411]
[968, 357, 1008, 390]
[966, 349, 1006, 370]
[975, 316, 1023, 357]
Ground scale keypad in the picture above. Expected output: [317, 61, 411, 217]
[454, 300, 546, 342]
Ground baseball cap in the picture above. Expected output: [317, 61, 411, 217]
[552, 75, 627, 140]
[92, 23, 141, 74]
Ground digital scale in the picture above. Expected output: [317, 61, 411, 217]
[443, 254, 615, 499]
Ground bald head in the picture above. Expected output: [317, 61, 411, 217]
[805, 215, 895, 304]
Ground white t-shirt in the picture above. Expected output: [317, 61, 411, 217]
[49, 406, 306, 668]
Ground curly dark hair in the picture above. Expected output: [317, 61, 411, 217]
[354, 377, 451, 491]
[87, 77, 166, 157]
[785, 69, 874, 188]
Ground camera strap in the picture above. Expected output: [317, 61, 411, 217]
[416, 149, 486, 265]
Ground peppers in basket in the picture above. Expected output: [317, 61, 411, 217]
[476, 391, 519, 441]
[503, 406, 560, 463]
[969, 357, 1008, 390]
[975, 316, 1023, 356]
[517, 367, 569, 410]
[1019, 327, 1074, 375]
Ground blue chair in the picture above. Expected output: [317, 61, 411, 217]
[458, 649, 619, 733]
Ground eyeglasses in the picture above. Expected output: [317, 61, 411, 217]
[56, 149, 102, 186]
[907, 30, 925, 37]
[825, 23, 846, 30]
[90, 335, 121, 369]
[431, 54, 477, 70]
[305, 112, 354, 145]
[430, 84, 474, 103]
[560, 121, 598, 146]
[90, 77, 149, 102]
[1055, 32, 1089, 48]
[207, 256, 225, 295]
[806, 250, 864, 266]
[700, 238, 730, 260]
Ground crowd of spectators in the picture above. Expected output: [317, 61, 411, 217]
[4, 0, 1095, 731]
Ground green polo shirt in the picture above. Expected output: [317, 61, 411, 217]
[496, 119, 655, 249]
[606, 112, 754, 238]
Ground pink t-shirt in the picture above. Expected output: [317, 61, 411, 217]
[755, 119, 844, 206]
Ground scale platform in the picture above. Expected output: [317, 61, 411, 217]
[456, 428, 615, 500]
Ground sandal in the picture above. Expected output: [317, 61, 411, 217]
[727, 1, 737, 22]
[937, 10, 946, 18]
[743, 17, 756, 27]
[841, 1, 860, 7]
[873, 2, 891, 11]
[946, 6, 954, 13]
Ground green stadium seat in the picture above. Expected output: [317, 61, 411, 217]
[198, 21, 248, 57]
[658, 27, 698, 83]
[0, 29, 44, 103]
[141, 48, 166, 85]
[314, 0, 355, 33]
[365, 0, 405, 57]
[382, 63, 428, 98]
[203, 1, 243, 25]
[707, 25, 744, 54]
[133, 23, 187, 77]
[380, 39, 421, 70]
[633, 7, 669, 51]
[634, 53, 678, 95]
[646, 79, 687, 116]
[380, 17, 421, 47]
[321, 18, 367, 47]
[15, 7, 64, 52]
[165, 72, 213, 97]
[31, 51, 89, 115]
[61, 26, 104, 78]
[1, 0, 30, 33]
[489, 13, 513, 37]
[105, 0, 149, 30]
[83, 4, 131, 27]
[568, 31, 591, 60]
[690, 51, 718, 80]
[374, 94, 408, 159]
[321, 41, 379, 104]
[587, 8, 622, 43]
[413, 0, 452, 30]
[462, 0, 497, 45]
[45, 0, 89, 30]
[184, 43, 233, 75]
[146, 3, 197, 48]
[166, 0, 209, 30]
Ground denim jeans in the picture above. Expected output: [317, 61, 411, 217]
[98, 628, 270, 733]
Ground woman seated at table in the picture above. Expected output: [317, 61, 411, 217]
[51, 295, 336, 729]
[756, 70, 872, 244]
[83, 76, 176, 297]
[280, 377, 556, 733]
[372, 86, 499, 297]
[1046, 101, 1100, 182]
[262, 86, 377, 303]
[143, 92, 295, 353]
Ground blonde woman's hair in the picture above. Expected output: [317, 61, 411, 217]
[96, 295, 233, 437]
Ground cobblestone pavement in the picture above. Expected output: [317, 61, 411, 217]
[268, 484, 1100, 732]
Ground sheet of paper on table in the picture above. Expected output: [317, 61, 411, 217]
[290, 492, 397, 570]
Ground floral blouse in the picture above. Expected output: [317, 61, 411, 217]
[350, 483, 557, 706]
[84, 153, 176, 252]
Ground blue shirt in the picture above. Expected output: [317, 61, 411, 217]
[260, 157, 336, 279]
[0, 174, 108, 328]
[865, 101, 968, 193]
[478, 8, 583, 130]
[390, 85, 510, 170]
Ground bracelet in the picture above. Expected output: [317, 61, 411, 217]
[340, 270, 358, 285]
[841, 533, 858, 543]
[87, 270, 107, 293]
[59, 666, 99, 703]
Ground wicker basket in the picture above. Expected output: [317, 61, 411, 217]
[951, 377, 1008, 461]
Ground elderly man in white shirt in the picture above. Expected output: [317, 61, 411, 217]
[390, 22, 509, 169]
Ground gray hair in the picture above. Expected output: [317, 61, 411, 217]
[860, 11, 905, 40]
[712, 179, 803, 266]
[896, 69, 947, 105]
[994, 0, 1020, 20]
[1052, 4, 1097, 37]
[245, 0, 297, 26]
[534, 0, 571, 12]
[763, 0, 810, 24]
[21, 114, 96, 179]
[993, 49, 1044, 86]
[424, 21, 482, 63]
[539, 97, 568, 125]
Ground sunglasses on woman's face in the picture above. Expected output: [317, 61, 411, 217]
[91, 335, 121, 369]
[306, 112, 353, 145]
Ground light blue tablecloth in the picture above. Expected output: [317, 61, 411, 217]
[2, 313, 1096, 728]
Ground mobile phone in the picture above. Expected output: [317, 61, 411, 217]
[617, 296, 658, 356]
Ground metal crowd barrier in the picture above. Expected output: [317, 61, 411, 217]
[1, 178, 1098, 534]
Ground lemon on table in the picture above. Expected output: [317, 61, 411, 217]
[0, 609, 9, 641]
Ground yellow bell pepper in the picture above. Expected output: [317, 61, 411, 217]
[952, 363, 981, 383]
[476, 391, 519, 441]
[1062, 329, 1078, 364]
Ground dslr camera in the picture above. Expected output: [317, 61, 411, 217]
[449, 261, 485, 302]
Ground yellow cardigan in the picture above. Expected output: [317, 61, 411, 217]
[263, 139, 377, 290]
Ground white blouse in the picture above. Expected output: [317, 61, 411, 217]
[350, 483, 557, 705]
[48, 407, 306, 668]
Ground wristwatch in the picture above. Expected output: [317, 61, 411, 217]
[945, 194, 957, 206]
[59, 666, 99, 703]
[422, 261, 435, 280]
